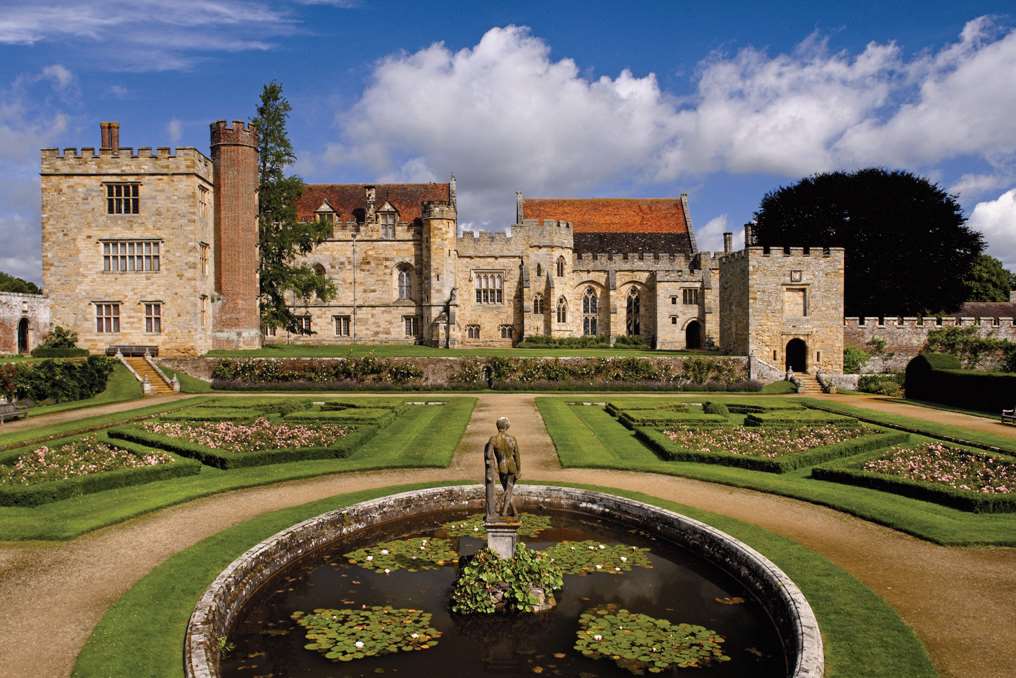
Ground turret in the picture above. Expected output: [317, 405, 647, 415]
[210, 120, 261, 349]
[422, 199, 458, 346]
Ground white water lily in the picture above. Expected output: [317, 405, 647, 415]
[593, 634, 603, 641]
[620, 556, 628, 562]
[380, 549, 389, 555]
[411, 632, 419, 639]
[384, 568, 391, 574]
[595, 564, 603, 569]
[355, 641, 364, 649]
[366, 555, 373, 561]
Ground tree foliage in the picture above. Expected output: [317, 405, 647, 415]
[252, 81, 334, 332]
[0, 271, 41, 294]
[963, 254, 1016, 302]
[752, 169, 983, 316]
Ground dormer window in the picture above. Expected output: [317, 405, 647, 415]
[314, 201, 336, 231]
[379, 201, 398, 239]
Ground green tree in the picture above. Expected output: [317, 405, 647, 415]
[963, 254, 1016, 302]
[252, 81, 334, 333]
[752, 169, 983, 317]
[0, 271, 41, 294]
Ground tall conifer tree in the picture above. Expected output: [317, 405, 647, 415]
[252, 81, 334, 332]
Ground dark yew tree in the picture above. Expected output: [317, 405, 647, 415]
[252, 81, 334, 333]
[752, 169, 983, 317]
[0, 271, 41, 294]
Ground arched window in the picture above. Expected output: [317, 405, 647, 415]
[397, 265, 412, 300]
[556, 256, 565, 277]
[582, 286, 598, 336]
[535, 262, 543, 278]
[533, 293, 544, 315]
[556, 296, 567, 323]
[626, 287, 640, 336]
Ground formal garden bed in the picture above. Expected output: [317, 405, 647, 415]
[637, 425, 908, 473]
[813, 442, 1016, 513]
[0, 433, 200, 506]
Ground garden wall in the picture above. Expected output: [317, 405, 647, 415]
[845, 316, 1016, 372]
[162, 355, 754, 391]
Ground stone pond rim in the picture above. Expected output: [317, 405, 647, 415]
[183, 485, 824, 678]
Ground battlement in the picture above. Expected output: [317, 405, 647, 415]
[573, 251, 692, 272]
[422, 200, 456, 220]
[40, 146, 212, 178]
[513, 219, 573, 247]
[456, 229, 524, 256]
[844, 316, 1016, 328]
[210, 119, 258, 148]
[721, 245, 845, 263]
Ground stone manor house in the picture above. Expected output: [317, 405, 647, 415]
[21, 120, 862, 374]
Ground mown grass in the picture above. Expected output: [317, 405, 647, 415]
[27, 363, 145, 417]
[73, 481, 935, 678]
[537, 398, 1016, 545]
[0, 397, 475, 540]
[206, 343, 702, 359]
[157, 365, 213, 393]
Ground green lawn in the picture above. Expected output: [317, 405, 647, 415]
[73, 481, 935, 678]
[537, 397, 1016, 545]
[0, 397, 475, 540]
[157, 364, 213, 393]
[206, 343, 705, 359]
[26, 363, 145, 417]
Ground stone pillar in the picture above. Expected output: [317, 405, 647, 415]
[485, 518, 520, 559]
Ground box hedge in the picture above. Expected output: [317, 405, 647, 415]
[744, 410, 855, 427]
[107, 424, 377, 470]
[905, 352, 1016, 414]
[812, 445, 1016, 513]
[618, 411, 729, 429]
[637, 427, 909, 473]
[0, 434, 201, 507]
[284, 407, 398, 426]
[29, 347, 89, 358]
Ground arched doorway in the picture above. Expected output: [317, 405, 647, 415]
[16, 318, 29, 354]
[786, 338, 807, 373]
[684, 320, 702, 349]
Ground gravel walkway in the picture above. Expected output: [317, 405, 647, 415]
[0, 393, 1013, 677]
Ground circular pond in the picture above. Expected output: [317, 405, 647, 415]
[186, 486, 822, 678]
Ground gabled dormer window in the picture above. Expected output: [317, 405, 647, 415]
[315, 201, 336, 231]
[378, 201, 398, 239]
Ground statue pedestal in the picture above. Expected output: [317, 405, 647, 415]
[485, 517, 521, 559]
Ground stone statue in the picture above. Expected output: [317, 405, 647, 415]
[484, 416, 520, 520]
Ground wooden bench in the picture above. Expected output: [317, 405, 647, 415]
[1003, 408, 1016, 426]
[0, 402, 29, 424]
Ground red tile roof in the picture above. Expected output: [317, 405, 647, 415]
[522, 197, 689, 234]
[297, 183, 451, 223]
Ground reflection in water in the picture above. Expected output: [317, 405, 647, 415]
[223, 510, 787, 677]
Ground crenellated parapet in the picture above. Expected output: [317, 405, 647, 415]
[456, 229, 525, 256]
[209, 120, 257, 148]
[844, 316, 1016, 329]
[41, 146, 212, 180]
[423, 200, 457, 221]
[513, 219, 573, 248]
[573, 251, 692, 272]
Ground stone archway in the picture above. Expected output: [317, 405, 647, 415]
[17, 318, 29, 354]
[684, 319, 702, 349]
[786, 338, 808, 373]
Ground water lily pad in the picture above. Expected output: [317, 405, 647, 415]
[344, 537, 458, 572]
[292, 606, 441, 662]
[541, 541, 652, 576]
[441, 513, 552, 538]
[574, 605, 729, 675]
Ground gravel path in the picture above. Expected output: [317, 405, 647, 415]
[0, 393, 1013, 677]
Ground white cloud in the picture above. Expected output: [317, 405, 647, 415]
[949, 173, 1010, 200]
[109, 85, 129, 98]
[292, 0, 359, 6]
[323, 20, 1016, 229]
[969, 189, 1016, 270]
[167, 119, 183, 145]
[0, 1, 298, 71]
[693, 214, 746, 253]
[40, 64, 72, 89]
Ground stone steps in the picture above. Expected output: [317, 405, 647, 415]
[124, 357, 175, 395]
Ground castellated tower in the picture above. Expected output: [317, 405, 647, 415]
[421, 200, 459, 347]
[210, 120, 261, 349]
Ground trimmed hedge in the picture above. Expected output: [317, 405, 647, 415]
[857, 374, 903, 396]
[637, 427, 909, 473]
[157, 407, 263, 422]
[4, 357, 116, 403]
[604, 400, 689, 417]
[320, 398, 407, 410]
[29, 347, 89, 358]
[107, 424, 376, 470]
[702, 401, 730, 416]
[211, 357, 425, 388]
[0, 434, 201, 507]
[745, 410, 855, 427]
[905, 352, 1016, 414]
[618, 411, 728, 429]
[812, 446, 1016, 513]
[284, 407, 398, 425]
[714, 401, 804, 414]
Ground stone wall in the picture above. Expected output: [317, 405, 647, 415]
[41, 145, 216, 357]
[0, 292, 51, 354]
[183, 485, 822, 678]
[844, 316, 1016, 371]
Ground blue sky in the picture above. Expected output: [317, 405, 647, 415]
[2, 0, 1016, 283]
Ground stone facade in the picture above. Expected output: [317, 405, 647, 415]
[34, 118, 851, 375]
[720, 233, 845, 374]
[0, 292, 50, 354]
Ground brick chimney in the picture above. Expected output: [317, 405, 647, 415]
[99, 121, 120, 152]
[722, 232, 733, 254]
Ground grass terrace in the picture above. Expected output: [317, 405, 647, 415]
[0, 395, 475, 540]
[537, 395, 1016, 545]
